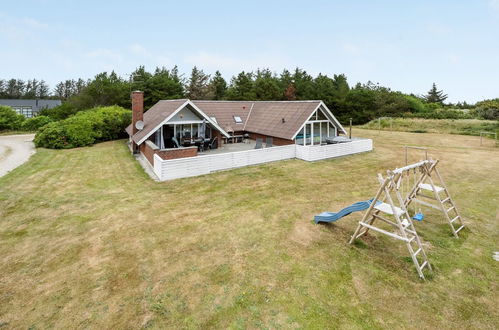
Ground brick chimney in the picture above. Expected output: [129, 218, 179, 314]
[131, 91, 144, 152]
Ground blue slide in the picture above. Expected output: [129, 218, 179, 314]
[314, 199, 380, 224]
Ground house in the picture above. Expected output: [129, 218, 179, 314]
[126, 91, 373, 180]
[0, 99, 62, 118]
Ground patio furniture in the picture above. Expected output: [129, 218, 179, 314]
[265, 137, 273, 148]
[182, 139, 193, 147]
[254, 137, 263, 149]
[202, 138, 211, 150]
[194, 138, 204, 152]
[243, 133, 250, 144]
[208, 137, 218, 150]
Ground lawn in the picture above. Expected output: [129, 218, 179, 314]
[359, 117, 499, 137]
[0, 129, 498, 329]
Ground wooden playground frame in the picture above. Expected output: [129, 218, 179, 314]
[349, 159, 465, 279]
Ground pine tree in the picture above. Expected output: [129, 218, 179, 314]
[186, 66, 210, 99]
[424, 83, 448, 104]
[225, 71, 255, 100]
[37, 80, 50, 98]
[208, 70, 227, 100]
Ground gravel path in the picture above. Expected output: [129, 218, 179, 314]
[0, 134, 36, 177]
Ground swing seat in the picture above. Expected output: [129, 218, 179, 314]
[413, 213, 424, 221]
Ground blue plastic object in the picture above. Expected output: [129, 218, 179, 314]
[314, 199, 380, 224]
[412, 213, 424, 221]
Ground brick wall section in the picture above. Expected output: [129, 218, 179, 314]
[248, 132, 294, 146]
[140, 141, 157, 165]
[140, 141, 198, 166]
[213, 130, 223, 148]
[156, 147, 198, 160]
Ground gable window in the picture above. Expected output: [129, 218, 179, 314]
[233, 116, 242, 123]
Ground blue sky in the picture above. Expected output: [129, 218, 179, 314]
[1, 0, 498, 103]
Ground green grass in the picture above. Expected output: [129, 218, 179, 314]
[359, 118, 499, 137]
[0, 129, 498, 328]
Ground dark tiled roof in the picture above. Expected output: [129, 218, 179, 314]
[192, 101, 253, 133]
[192, 100, 321, 140]
[128, 99, 341, 143]
[126, 99, 188, 144]
[244, 101, 320, 140]
[0, 99, 62, 112]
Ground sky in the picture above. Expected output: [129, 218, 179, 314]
[1, 0, 498, 103]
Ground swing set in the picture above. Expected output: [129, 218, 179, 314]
[349, 154, 465, 279]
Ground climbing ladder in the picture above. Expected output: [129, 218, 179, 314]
[349, 161, 432, 279]
[403, 159, 465, 238]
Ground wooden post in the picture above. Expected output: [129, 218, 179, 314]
[349, 118, 352, 139]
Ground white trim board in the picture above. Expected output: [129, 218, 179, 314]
[290, 102, 347, 140]
[137, 100, 230, 145]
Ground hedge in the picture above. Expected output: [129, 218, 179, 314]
[0, 106, 25, 130]
[21, 116, 52, 131]
[34, 106, 131, 149]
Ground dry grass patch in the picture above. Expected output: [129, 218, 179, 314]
[0, 129, 498, 328]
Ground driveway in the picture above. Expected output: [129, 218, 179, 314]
[0, 134, 36, 177]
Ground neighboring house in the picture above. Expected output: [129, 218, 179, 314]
[126, 91, 373, 181]
[0, 99, 62, 118]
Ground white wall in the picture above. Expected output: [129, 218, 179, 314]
[153, 138, 373, 181]
[295, 138, 373, 162]
[168, 106, 201, 122]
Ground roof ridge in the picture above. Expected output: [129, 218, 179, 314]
[191, 100, 322, 103]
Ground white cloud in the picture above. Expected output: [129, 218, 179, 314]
[129, 43, 150, 57]
[128, 43, 171, 67]
[86, 49, 123, 62]
[426, 22, 452, 36]
[0, 14, 49, 40]
[489, 0, 499, 12]
[342, 43, 359, 55]
[21, 18, 49, 29]
[448, 53, 461, 64]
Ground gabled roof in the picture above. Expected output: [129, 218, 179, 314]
[0, 99, 62, 111]
[126, 99, 187, 143]
[192, 100, 346, 140]
[243, 101, 321, 140]
[127, 99, 346, 143]
[126, 99, 231, 145]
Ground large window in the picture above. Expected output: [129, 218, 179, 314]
[296, 107, 337, 145]
[12, 106, 33, 118]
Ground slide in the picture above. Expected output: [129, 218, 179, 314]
[314, 198, 379, 224]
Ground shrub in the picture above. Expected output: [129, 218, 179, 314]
[21, 115, 52, 131]
[0, 106, 25, 130]
[398, 109, 474, 120]
[38, 103, 79, 121]
[34, 106, 131, 149]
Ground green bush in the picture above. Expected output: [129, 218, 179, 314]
[398, 109, 474, 120]
[0, 106, 25, 130]
[21, 115, 52, 131]
[38, 103, 79, 121]
[34, 106, 131, 149]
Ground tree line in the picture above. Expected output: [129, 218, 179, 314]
[2, 66, 496, 124]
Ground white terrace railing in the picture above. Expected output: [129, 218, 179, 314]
[153, 138, 373, 181]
